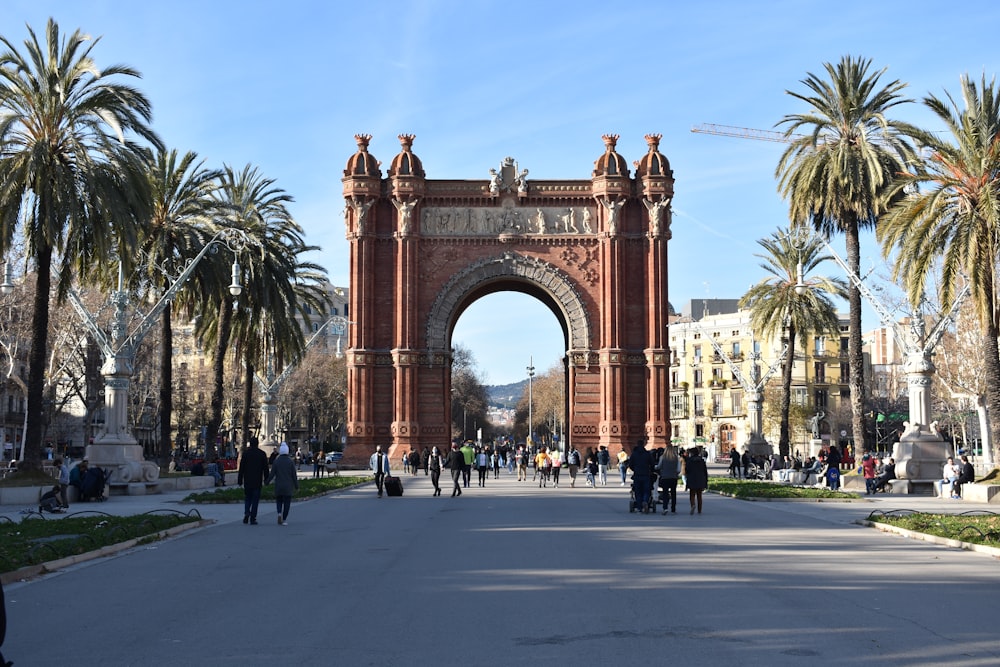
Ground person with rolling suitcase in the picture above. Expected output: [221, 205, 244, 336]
[369, 444, 391, 498]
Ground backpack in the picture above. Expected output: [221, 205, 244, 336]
[568, 450, 580, 466]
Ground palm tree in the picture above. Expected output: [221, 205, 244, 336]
[739, 228, 848, 457]
[0, 19, 160, 472]
[776, 55, 918, 455]
[135, 147, 221, 466]
[878, 73, 1000, 465]
[233, 254, 327, 449]
[199, 164, 324, 457]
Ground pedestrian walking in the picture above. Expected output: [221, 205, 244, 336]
[617, 447, 629, 486]
[685, 447, 709, 514]
[597, 446, 610, 485]
[429, 446, 444, 496]
[476, 448, 489, 487]
[266, 443, 298, 525]
[56, 457, 70, 509]
[567, 448, 581, 487]
[447, 443, 464, 496]
[370, 444, 391, 497]
[237, 438, 269, 524]
[656, 445, 680, 514]
[628, 440, 654, 512]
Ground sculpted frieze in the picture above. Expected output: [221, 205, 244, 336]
[420, 205, 596, 236]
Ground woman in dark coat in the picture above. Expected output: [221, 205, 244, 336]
[685, 447, 709, 515]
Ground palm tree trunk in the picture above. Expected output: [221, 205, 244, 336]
[242, 353, 254, 447]
[779, 327, 797, 458]
[158, 303, 174, 467]
[207, 299, 234, 460]
[983, 315, 1000, 467]
[845, 220, 867, 455]
[22, 243, 53, 474]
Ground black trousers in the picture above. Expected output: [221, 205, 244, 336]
[659, 478, 678, 511]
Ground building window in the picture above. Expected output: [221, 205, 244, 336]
[814, 336, 825, 355]
[693, 369, 703, 388]
[712, 393, 723, 416]
[840, 362, 849, 382]
[793, 388, 808, 406]
[670, 394, 686, 417]
[731, 391, 743, 415]
[731, 341, 740, 356]
[815, 389, 828, 409]
[814, 362, 825, 383]
[693, 394, 704, 417]
[671, 370, 678, 386]
[693, 345, 702, 362]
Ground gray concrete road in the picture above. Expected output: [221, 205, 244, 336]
[3, 469, 999, 666]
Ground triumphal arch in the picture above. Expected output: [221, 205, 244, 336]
[341, 133, 673, 462]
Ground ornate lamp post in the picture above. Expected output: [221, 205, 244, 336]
[527, 356, 535, 448]
[254, 313, 351, 453]
[61, 228, 251, 489]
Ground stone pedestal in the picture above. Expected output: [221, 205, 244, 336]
[891, 426, 950, 481]
[85, 442, 160, 486]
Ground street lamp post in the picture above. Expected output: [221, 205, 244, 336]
[60, 228, 251, 488]
[527, 356, 535, 448]
[815, 233, 973, 476]
[254, 313, 352, 453]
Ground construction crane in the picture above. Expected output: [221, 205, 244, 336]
[690, 123, 798, 143]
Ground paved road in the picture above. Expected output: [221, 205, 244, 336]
[3, 469, 999, 666]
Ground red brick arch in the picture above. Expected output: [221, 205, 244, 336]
[340, 134, 673, 465]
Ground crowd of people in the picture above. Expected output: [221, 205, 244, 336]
[374, 437, 714, 516]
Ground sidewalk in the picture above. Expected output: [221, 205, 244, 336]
[0, 469, 374, 525]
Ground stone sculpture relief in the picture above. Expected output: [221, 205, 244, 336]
[420, 206, 597, 236]
[392, 197, 418, 235]
[601, 196, 625, 235]
[642, 196, 672, 236]
[348, 197, 374, 234]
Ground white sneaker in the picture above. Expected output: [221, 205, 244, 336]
[281, 520, 288, 526]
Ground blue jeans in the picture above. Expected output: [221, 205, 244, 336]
[244, 486, 262, 519]
[275, 495, 291, 520]
[633, 477, 651, 510]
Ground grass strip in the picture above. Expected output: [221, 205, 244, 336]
[710, 477, 859, 499]
[0, 512, 201, 574]
[182, 475, 370, 503]
[871, 512, 1000, 548]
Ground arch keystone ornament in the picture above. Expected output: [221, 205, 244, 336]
[340, 134, 674, 465]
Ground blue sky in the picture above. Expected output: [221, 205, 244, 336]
[6, 1, 1000, 385]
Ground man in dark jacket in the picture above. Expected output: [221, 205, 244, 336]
[238, 439, 269, 524]
[952, 455, 975, 499]
[447, 443, 465, 497]
[628, 440, 655, 512]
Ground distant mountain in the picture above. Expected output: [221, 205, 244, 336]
[487, 380, 527, 408]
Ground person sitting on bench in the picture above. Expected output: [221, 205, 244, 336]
[873, 457, 896, 493]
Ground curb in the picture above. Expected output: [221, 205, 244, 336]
[711, 490, 865, 502]
[860, 520, 1000, 559]
[1, 518, 213, 585]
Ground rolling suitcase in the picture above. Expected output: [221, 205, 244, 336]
[384, 475, 404, 497]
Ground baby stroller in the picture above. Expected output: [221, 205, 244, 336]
[629, 476, 655, 514]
